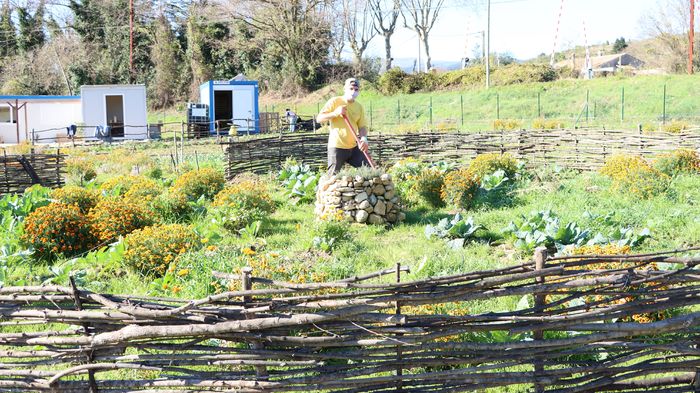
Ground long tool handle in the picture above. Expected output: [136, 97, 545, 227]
[341, 114, 376, 169]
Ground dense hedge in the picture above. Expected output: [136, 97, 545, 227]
[378, 64, 559, 95]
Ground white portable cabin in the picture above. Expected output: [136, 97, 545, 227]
[199, 79, 259, 134]
[0, 96, 81, 144]
[81, 84, 148, 140]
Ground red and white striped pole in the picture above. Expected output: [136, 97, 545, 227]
[690, 0, 695, 75]
[550, 0, 565, 66]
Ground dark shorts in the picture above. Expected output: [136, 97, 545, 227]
[327, 146, 370, 174]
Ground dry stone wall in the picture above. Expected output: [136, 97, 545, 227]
[316, 173, 405, 225]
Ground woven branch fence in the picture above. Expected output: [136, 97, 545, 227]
[4, 248, 700, 392]
[1, 150, 64, 195]
[222, 128, 700, 178]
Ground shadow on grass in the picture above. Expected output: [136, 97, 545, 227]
[472, 188, 523, 210]
[404, 206, 451, 225]
[261, 217, 303, 237]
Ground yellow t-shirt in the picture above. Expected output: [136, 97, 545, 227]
[319, 96, 368, 149]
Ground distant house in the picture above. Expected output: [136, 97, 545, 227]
[554, 53, 644, 78]
[0, 84, 148, 144]
[0, 96, 81, 144]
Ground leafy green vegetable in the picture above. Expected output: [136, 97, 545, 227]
[425, 213, 484, 249]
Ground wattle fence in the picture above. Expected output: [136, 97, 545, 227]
[3, 248, 700, 392]
[222, 128, 700, 178]
[0, 149, 64, 195]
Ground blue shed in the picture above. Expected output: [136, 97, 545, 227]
[199, 78, 259, 134]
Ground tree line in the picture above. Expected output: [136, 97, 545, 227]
[0, 0, 455, 109]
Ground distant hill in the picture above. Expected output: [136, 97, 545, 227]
[390, 57, 464, 72]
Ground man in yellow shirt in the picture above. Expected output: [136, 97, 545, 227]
[316, 78, 370, 174]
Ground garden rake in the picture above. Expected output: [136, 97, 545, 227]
[341, 113, 376, 169]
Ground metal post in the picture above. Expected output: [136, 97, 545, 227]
[537, 92, 541, 118]
[621, 87, 625, 122]
[585, 90, 589, 122]
[486, 0, 491, 88]
[690, 0, 695, 75]
[397, 100, 401, 125]
[370, 101, 373, 129]
[496, 94, 500, 120]
[429, 97, 433, 126]
[180, 122, 185, 163]
[31, 128, 35, 146]
[460, 95, 464, 127]
[662, 84, 667, 124]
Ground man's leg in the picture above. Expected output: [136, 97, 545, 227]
[347, 146, 370, 168]
[328, 147, 353, 174]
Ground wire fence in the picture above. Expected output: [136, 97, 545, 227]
[267, 83, 700, 132]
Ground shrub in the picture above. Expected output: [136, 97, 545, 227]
[441, 168, 480, 209]
[661, 120, 690, 133]
[653, 148, 700, 176]
[88, 197, 154, 243]
[50, 186, 99, 213]
[493, 119, 521, 131]
[123, 224, 201, 276]
[441, 66, 485, 88]
[388, 158, 424, 205]
[312, 208, 350, 252]
[401, 72, 442, 93]
[210, 177, 275, 232]
[378, 67, 408, 95]
[21, 202, 96, 260]
[468, 153, 518, 178]
[65, 155, 97, 186]
[493, 64, 557, 85]
[151, 191, 195, 222]
[123, 177, 163, 203]
[411, 168, 446, 208]
[532, 118, 565, 130]
[600, 154, 669, 198]
[99, 175, 153, 196]
[171, 168, 225, 201]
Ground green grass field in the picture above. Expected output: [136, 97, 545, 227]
[3, 142, 700, 314]
[261, 74, 700, 132]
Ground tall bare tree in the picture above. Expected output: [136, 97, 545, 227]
[368, 0, 399, 71]
[639, 0, 697, 73]
[329, 13, 346, 63]
[343, 0, 376, 71]
[400, 0, 445, 71]
[223, 0, 333, 91]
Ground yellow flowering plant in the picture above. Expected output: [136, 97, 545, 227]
[210, 178, 275, 232]
[600, 154, 669, 199]
[468, 153, 518, 179]
[21, 202, 97, 260]
[653, 148, 700, 176]
[171, 168, 225, 201]
[50, 186, 99, 213]
[440, 168, 480, 209]
[88, 197, 154, 243]
[123, 223, 201, 277]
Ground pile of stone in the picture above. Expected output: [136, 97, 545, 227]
[316, 173, 405, 225]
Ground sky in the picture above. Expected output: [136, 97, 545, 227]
[363, 0, 661, 63]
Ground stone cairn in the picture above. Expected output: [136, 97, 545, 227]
[316, 173, 405, 225]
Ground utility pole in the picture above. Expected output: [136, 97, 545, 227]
[486, 0, 491, 88]
[690, 0, 695, 75]
[129, 0, 134, 82]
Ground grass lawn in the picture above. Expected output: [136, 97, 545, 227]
[262, 74, 700, 132]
